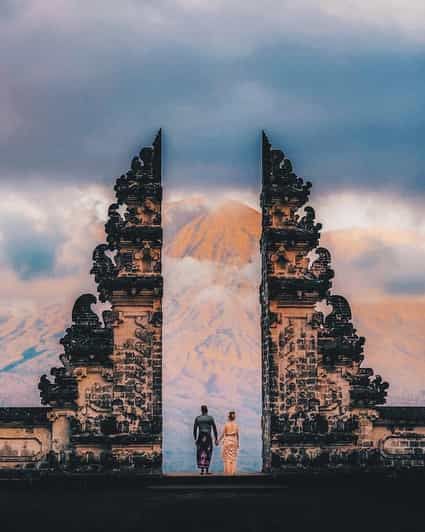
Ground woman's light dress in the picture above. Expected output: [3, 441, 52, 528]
[220, 421, 239, 475]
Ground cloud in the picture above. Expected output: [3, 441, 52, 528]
[315, 189, 425, 233]
[316, 190, 425, 300]
[0, 1, 423, 199]
[2, 184, 424, 304]
[3, 1, 425, 58]
[326, 232, 425, 300]
[0, 184, 110, 305]
[329, 237, 409, 296]
[316, 1, 425, 45]
[7, 229, 60, 280]
[0, 193, 61, 279]
[384, 276, 425, 296]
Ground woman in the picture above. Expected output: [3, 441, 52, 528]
[219, 410, 239, 475]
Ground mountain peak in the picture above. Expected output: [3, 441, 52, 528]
[165, 200, 260, 265]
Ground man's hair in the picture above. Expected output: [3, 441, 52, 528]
[201, 405, 208, 414]
[229, 411, 236, 421]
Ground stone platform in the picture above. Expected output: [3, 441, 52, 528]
[0, 472, 424, 532]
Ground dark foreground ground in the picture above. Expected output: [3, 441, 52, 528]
[1, 472, 424, 532]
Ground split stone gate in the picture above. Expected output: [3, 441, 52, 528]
[1, 131, 425, 473]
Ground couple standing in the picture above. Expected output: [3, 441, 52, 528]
[193, 405, 239, 475]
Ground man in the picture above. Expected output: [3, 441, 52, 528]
[193, 405, 218, 475]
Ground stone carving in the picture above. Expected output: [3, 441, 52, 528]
[112, 310, 161, 435]
[38, 368, 78, 407]
[60, 294, 113, 366]
[270, 245, 290, 274]
[85, 383, 113, 412]
[105, 204, 124, 250]
[262, 132, 312, 206]
[33, 132, 162, 471]
[382, 433, 425, 459]
[91, 244, 117, 286]
[124, 199, 161, 226]
[0, 408, 49, 426]
[101, 131, 163, 464]
[299, 206, 322, 233]
[0, 438, 42, 461]
[116, 244, 161, 276]
[349, 371, 389, 406]
[318, 295, 366, 366]
[260, 131, 391, 471]
[310, 247, 334, 282]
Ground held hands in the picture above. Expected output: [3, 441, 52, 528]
[215, 439, 219, 446]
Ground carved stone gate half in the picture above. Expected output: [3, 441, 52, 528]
[38, 131, 163, 472]
[260, 132, 395, 471]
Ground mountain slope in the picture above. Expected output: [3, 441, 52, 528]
[166, 200, 260, 266]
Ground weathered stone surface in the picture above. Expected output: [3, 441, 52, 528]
[105, 130, 163, 471]
[6, 130, 164, 473]
[260, 131, 423, 471]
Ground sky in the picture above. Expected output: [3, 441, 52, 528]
[0, 1, 425, 470]
[1, 1, 424, 193]
[0, 0, 424, 287]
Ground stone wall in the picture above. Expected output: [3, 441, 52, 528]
[0, 408, 51, 469]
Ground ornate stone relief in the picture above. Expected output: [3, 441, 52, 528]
[260, 131, 390, 470]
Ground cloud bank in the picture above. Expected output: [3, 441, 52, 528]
[0, 1, 423, 195]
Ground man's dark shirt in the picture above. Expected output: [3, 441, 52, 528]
[193, 414, 218, 441]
